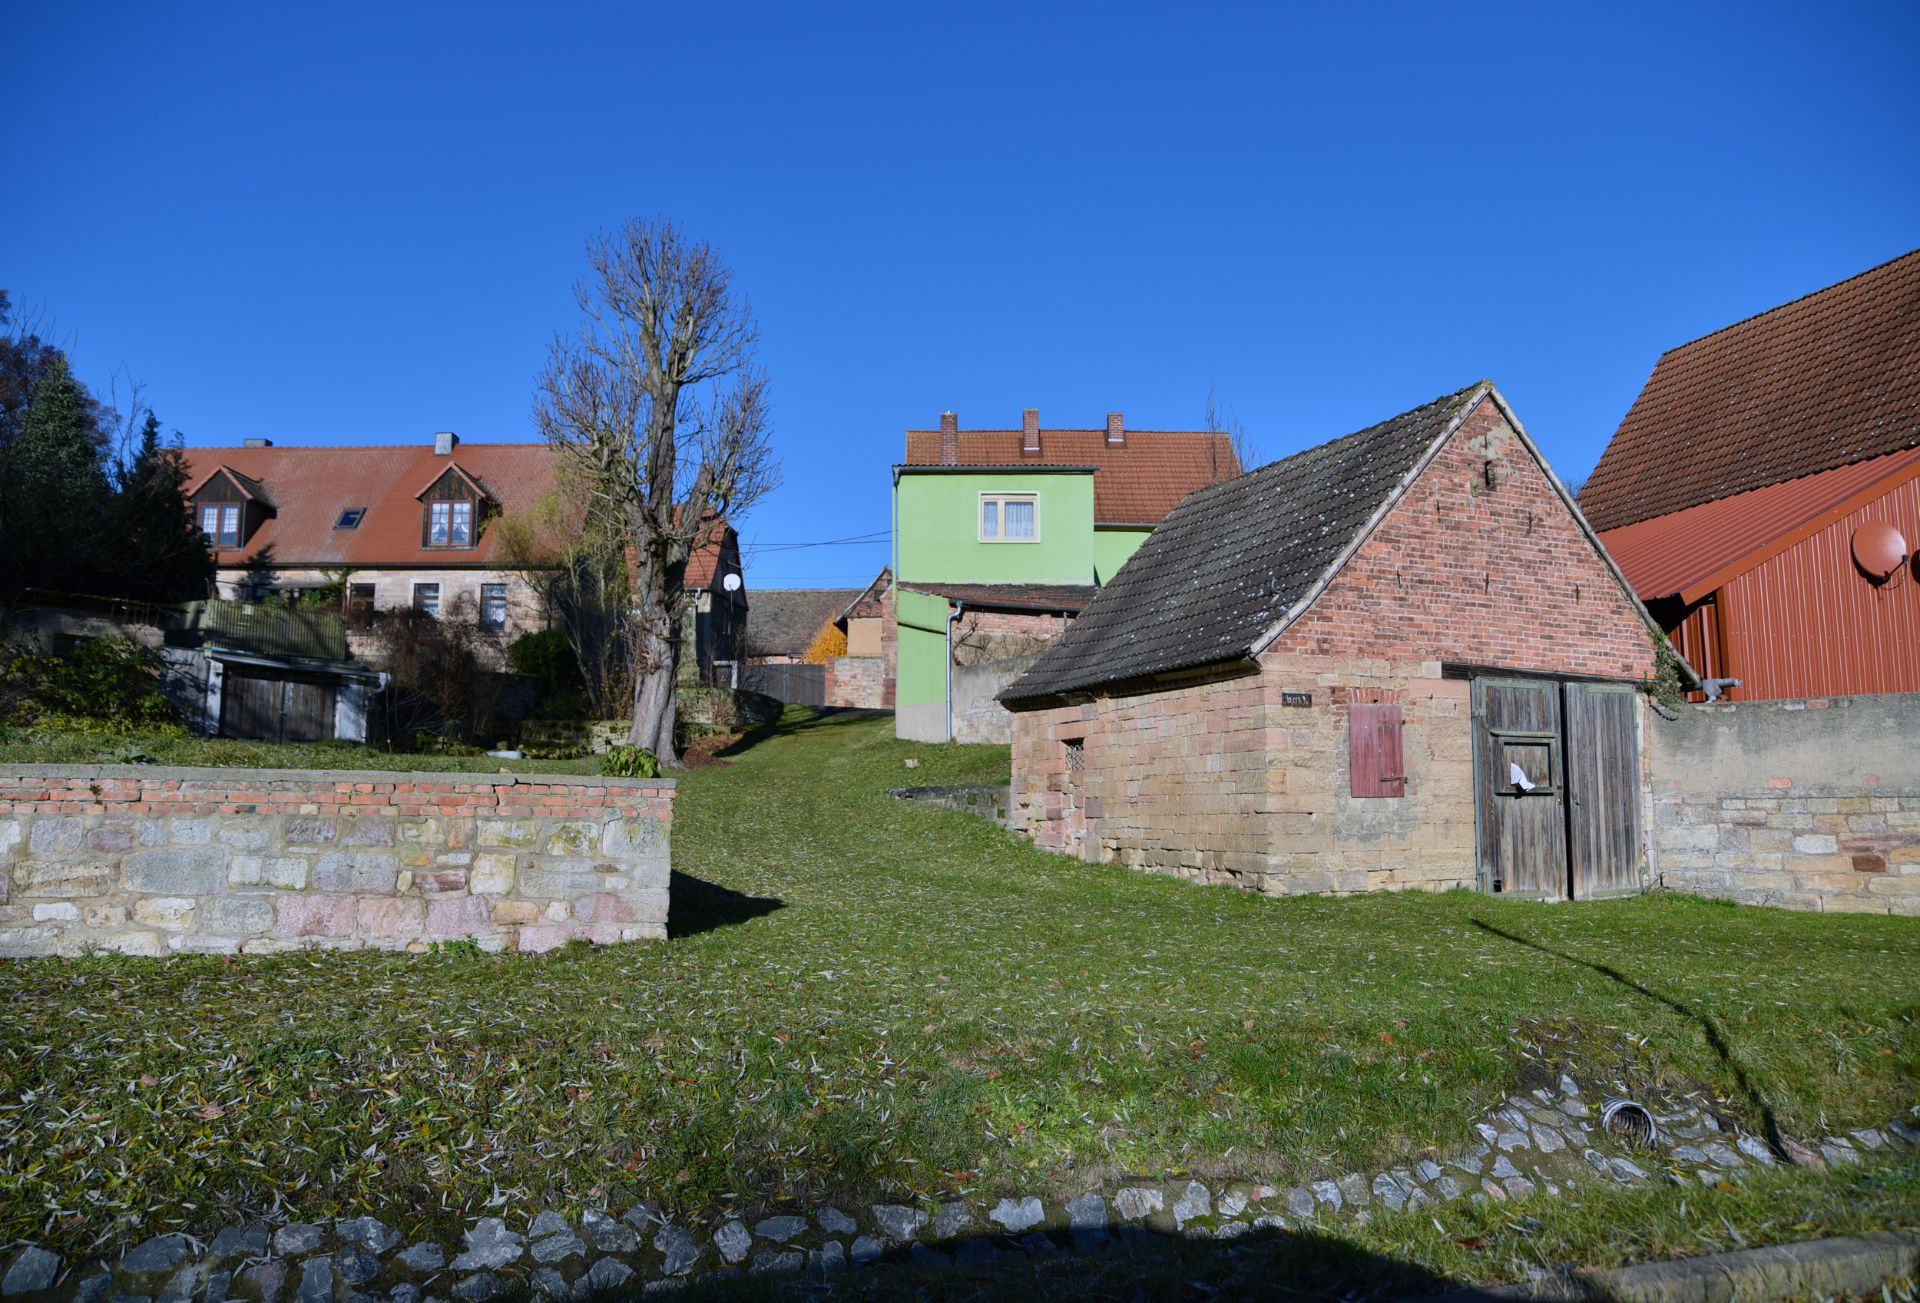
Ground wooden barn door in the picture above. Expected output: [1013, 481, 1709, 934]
[1473, 676, 1644, 901]
[220, 669, 337, 742]
[1472, 678, 1569, 898]
[1562, 683, 1642, 898]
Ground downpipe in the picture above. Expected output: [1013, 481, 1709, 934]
[945, 600, 965, 743]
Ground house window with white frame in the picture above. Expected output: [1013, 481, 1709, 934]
[199, 503, 240, 547]
[979, 493, 1038, 542]
[427, 499, 475, 547]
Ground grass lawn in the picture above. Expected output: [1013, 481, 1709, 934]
[1, 708, 1916, 1283]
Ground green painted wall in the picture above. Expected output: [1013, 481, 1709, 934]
[893, 470, 1095, 585]
[894, 587, 954, 707]
[1093, 527, 1153, 584]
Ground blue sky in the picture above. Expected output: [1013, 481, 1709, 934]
[8, 2, 1917, 587]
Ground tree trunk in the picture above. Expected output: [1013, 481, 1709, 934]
[627, 543, 686, 768]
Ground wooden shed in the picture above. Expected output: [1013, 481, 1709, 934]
[999, 383, 1674, 901]
[168, 600, 385, 742]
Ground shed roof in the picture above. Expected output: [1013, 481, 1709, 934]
[745, 588, 860, 658]
[1580, 248, 1920, 533]
[901, 583, 1098, 613]
[176, 599, 353, 664]
[1001, 385, 1488, 703]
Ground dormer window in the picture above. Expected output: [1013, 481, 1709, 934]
[428, 499, 474, 547]
[415, 463, 489, 550]
[200, 504, 240, 547]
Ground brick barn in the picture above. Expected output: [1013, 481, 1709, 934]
[999, 382, 1677, 901]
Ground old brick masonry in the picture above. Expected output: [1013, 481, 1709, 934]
[0, 767, 672, 956]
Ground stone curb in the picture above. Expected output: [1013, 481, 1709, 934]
[1416, 1230, 1920, 1303]
[0, 764, 675, 788]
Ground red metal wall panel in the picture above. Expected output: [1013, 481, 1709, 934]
[1717, 473, 1920, 699]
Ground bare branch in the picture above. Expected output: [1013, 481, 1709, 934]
[529, 218, 778, 763]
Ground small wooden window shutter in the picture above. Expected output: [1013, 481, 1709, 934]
[1349, 702, 1406, 798]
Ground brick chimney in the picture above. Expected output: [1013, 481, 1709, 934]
[1022, 408, 1040, 456]
[1106, 412, 1125, 446]
[434, 431, 459, 456]
[939, 411, 958, 465]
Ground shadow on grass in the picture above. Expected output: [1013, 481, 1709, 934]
[1470, 916, 1785, 1157]
[667, 871, 784, 939]
[713, 707, 892, 759]
[575, 1222, 1465, 1302]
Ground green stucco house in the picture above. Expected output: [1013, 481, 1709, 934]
[890, 408, 1238, 741]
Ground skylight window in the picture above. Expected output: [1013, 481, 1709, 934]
[335, 508, 366, 530]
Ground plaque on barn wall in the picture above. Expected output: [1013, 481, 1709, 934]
[1281, 691, 1313, 707]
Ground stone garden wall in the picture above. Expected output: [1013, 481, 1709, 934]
[0, 766, 673, 956]
[887, 784, 1012, 827]
[1648, 693, 1920, 914]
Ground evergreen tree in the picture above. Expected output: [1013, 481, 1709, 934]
[110, 411, 214, 602]
[4, 352, 112, 592]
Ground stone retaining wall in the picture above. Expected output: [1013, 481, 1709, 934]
[887, 784, 1012, 827]
[1648, 694, 1920, 914]
[0, 766, 673, 956]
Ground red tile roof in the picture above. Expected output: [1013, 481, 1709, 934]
[902, 426, 1240, 523]
[183, 443, 559, 568]
[1580, 249, 1920, 533]
[182, 442, 733, 587]
[1598, 444, 1920, 603]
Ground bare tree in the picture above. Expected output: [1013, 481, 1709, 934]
[534, 219, 778, 765]
[494, 482, 637, 719]
[1204, 383, 1259, 476]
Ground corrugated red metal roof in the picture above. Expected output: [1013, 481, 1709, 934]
[1581, 248, 1920, 533]
[902, 427, 1239, 523]
[1598, 444, 1920, 603]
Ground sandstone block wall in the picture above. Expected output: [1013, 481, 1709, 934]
[1009, 654, 1481, 894]
[1649, 693, 1920, 914]
[823, 655, 889, 709]
[0, 766, 673, 957]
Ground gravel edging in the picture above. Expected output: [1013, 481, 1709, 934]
[1417, 1229, 1920, 1303]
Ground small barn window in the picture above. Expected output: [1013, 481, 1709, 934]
[1063, 737, 1085, 777]
[1349, 703, 1406, 798]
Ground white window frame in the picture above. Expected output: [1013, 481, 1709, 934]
[978, 492, 1040, 543]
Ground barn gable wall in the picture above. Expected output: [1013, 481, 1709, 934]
[1010, 396, 1656, 895]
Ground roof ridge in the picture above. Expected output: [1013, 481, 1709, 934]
[904, 428, 1229, 437]
[1181, 382, 1486, 504]
[184, 441, 553, 452]
[1655, 247, 1920, 358]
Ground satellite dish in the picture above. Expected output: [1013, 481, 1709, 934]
[722, 573, 742, 592]
[1851, 521, 1907, 580]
